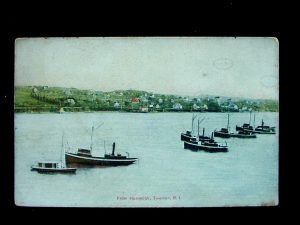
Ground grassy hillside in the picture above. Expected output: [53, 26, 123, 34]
[14, 86, 279, 113]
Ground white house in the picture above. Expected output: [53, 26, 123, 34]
[65, 98, 76, 106]
[173, 103, 183, 110]
[202, 104, 208, 110]
[114, 102, 120, 108]
[192, 103, 200, 110]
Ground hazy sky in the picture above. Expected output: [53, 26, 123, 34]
[15, 37, 279, 99]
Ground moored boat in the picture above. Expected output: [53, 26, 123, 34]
[251, 120, 276, 134]
[184, 132, 228, 153]
[184, 140, 228, 153]
[236, 123, 253, 132]
[181, 130, 197, 142]
[31, 133, 77, 174]
[230, 130, 256, 138]
[214, 114, 232, 138]
[181, 114, 198, 142]
[236, 111, 254, 132]
[215, 114, 257, 138]
[31, 161, 77, 173]
[65, 142, 138, 167]
[65, 124, 138, 167]
[214, 128, 231, 138]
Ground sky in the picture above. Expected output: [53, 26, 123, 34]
[15, 37, 279, 100]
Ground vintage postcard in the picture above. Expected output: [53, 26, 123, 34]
[14, 37, 279, 207]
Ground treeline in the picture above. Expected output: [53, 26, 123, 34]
[15, 86, 279, 113]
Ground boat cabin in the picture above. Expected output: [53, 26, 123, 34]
[37, 162, 60, 168]
[185, 130, 192, 136]
[220, 128, 229, 133]
[77, 148, 92, 157]
[242, 123, 252, 128]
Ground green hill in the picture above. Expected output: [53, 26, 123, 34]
[14, 86, 279, 113]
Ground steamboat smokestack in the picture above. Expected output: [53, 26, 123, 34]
[112, 142, 116, 156]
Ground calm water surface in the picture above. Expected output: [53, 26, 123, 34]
[15, 112, 278, 207]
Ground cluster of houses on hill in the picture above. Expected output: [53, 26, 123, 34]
[110, 92, 254, 113]
[26, 86, 264, 113]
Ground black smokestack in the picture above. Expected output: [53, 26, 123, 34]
[112, 142, 115, 156]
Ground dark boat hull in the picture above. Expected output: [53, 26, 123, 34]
[213, 131, 231, 138]
[236, 125, 253, 132]
[181, 133, 197, 142]
[65, 153, 137, 167]
[31, 166, 76, 174]
[252, 130, 276, 134]
[230, 133, 256, 138]
[184, 141, 228, 153]
[215, 131, 256, 138]
[242, 128, 276, 134]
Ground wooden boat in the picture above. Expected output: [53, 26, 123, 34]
[31, 161, 76, 173]
[66, 143, 138, 167]
[214, 127, 231, 138]
[251, 120, 276, 134]
[181, 130, 197, 142]
[181, 116, 211, 142]
[184, 133, 228, 153]
[236, 123, 253, 132]
[65, 124, 137, 167]
[31, 134, 76, 174]
[181, 114, 197, 141]
[215, 114, 257, 138]
[214, 114, 232, 138]
[236, 111, 254, 131]
[184, 140, 228, 153]
[230, 130, 256, 138]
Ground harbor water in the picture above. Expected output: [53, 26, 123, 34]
[14, 112, 279, 207]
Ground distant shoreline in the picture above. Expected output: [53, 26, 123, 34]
[15, 86, 279, 113]
[14, 110, 279, 114]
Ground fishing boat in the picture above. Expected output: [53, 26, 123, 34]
[214, 114, 232, 138]
[66, 143, 137, 167]
[181, 130, 197, 142]
[181, 115, 211, 142]
[251, 120, 276, 134]
[236, 123, 253, 132]
[31, 134, 77, 174]
[230, 130, 256, 138]
[215, 114, 257, 138]
[236, 111, 254, 131]
[31, 161, 77, 173]
[65, 124, 138, 167]
[181, 114, 198, 142]
[184, 133, 228, 153]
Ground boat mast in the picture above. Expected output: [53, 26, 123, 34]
[227, 114, 230, 130]
[197, 119, 200, 137]
[249, 111, 252, 125]
[90, 122, 104, 155]
[191, 114, 196, 135]
[61, 132, 64, 167]
[90, 123, 94, 154]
